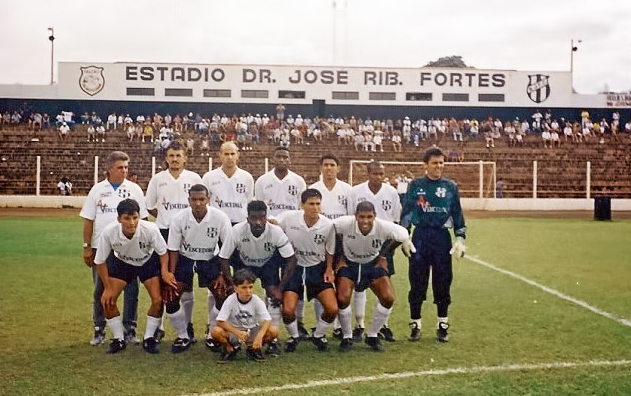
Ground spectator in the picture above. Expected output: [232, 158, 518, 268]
[58, 122, 70, 141]
[107, 113, 117, 130]
[392, 130, 402, 152]
[96, 123, 106, 142]
[496, 178, 504, 198]
[58, 177, 72, 195]
[186, 136, 195, 156]
[541, 129, 551, 148]
[87, 124, 96, 142]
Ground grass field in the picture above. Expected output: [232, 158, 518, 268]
[1, 212, 630, 396]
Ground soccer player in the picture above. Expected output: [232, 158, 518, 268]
[333, 201, 411, 352]
[164, 184, 232, 353]
[218, 200, 297, 355]
[276, 189, 338, 352]
[403, 147, 466, 343]
[94, 198, 169, 354]
[145, 140, 202, 341]
[211, 268, 279, 363]
[350, 160, 401, 342]
[80, 151, 147, 346]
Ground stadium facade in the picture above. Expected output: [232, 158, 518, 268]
[1, 62, 629, 120]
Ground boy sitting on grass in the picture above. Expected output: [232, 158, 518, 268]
[211, 269, 279, 363]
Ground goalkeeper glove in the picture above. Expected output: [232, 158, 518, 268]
[401, 238, 417, 258]
[449, 236, 466, 258]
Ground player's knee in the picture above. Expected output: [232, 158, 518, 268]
[380, 294, 395, 309]
[210, 326, 225, 341]
[265, 326, 279, 341]
[322, 306, 338, 322]
[282, 307, 296, 324]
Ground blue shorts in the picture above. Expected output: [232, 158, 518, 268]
[106, 252, 161, 284]
[284, 262, 334, 301]
[233, 253, 281, 289]
[337, 257, 389, 292]
[176, 255, 221, 290]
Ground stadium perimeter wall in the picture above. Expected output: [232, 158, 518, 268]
[2, 196, 630, 211]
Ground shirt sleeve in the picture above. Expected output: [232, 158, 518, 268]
[167, 214, 183, 251]
[383, 220, 409, 243]
[450, 183, 466, 238]
[254, 175, 264, 200]
[324, 223, 336, 255]
[255, 296, 272, 322]
[392, 187, 402, 222]
[152, 225, 168, 255]
[216, 296, 232, 323]
[245, 172, 254, 203]
[218, 228, 237, 259]
[79, 187, 97, 220]
[94, 229, 113, 265]
[145, 176, 158, 210]
[274, 226, 295, 258]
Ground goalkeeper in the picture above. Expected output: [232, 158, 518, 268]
[401, 148, 466, 343]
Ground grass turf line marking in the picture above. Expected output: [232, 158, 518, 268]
[465, 255, 631, 328]
[182, 359, 631, 396]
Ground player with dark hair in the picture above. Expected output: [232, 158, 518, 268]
[333, 201, 412, 352]
[94, 198, 169, 354]
[211, 268, 279, 363]
[164, 184, 232, 353]
[218, 200, 297, 356]
[276, 188, 338, 352]
[402, 147, 466, 343]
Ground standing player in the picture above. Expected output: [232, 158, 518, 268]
[145, 140, 202, 341]
[350, 160, 401, 342]
[333, 202, 411, 352]
[94, 199, 169, 354]
[403, 147, 466, 343]
[81, 151, 147, 346]
[218, 200, 297, 356]
[276, 189, 338, 352]
[164, 184, 232, 353]
[201, 141, 254, 347]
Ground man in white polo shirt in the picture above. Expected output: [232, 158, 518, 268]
[94, 198, 169, 354]
[255, 146, 306, 217]
[165, 184, 232, 353]
[80, 151, 147, 346]
[146, 140, 202, 342]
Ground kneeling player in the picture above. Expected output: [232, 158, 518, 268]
[276, 189, 338, 352]
[333, 201, 410, 352]
[218, 200, 297, 356]
[211, 269, 279, 363]
[94, 199, 168, 354]
[164, 184, 232, 353]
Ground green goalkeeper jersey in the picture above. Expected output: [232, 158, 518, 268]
[402, 176, 466, 238]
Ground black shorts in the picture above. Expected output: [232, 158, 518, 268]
[337, 258, 389, 292]
[106, 252, 161, 284]
[284, 262, 334, 301]
[233, 253, 281, 289]
[176, 255, 221, 290]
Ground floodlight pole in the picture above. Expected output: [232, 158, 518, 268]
[48, 28, 55, 85]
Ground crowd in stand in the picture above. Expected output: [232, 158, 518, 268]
[2, 107, 630, 151]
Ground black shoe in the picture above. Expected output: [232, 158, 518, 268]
[437, 322, 449, 343]
[365, 336, 384, 352]
[106, 338, 126, 354]
[187, 323, 197, 344]
[266, 341, 281, 356]
[284, 337, 300, 352]
[339, 338, 353, 352]
[332, 327, 343, 340]
[409, 322, 421, 342]
[124, 327, 140, 345]
[312, 335, 329, 352]
[171, 337, 191, 353]
[205, 337, 221, 352]
[142, 337, 160, 354]
[154, 329, 166, 344]
[90, 327, 106, 346]
[246, 348, 266, 362]
[297, 321, 310, 340]
[217, 348, 238, 364]
[378, 325, 396, 342]
[352, 326, 364, 342]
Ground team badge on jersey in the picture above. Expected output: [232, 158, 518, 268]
[79, 66, 105, 96]
[372, 239, 382, 249]
[381, 200, 392, 211]
[207, 227, 218, 238]
[435, 187, 447, 198]
[337, 195, 348, 207]
[313, 234, 325, 245]
[235, 183, 246, 194]
[264, 242, 274, 252]
[139, 241, 147, 249]
[117, 187, 131, 199]
[287, 185, 298, 196]
[183, 183, 192, 194]
[527, 74, 551, 103]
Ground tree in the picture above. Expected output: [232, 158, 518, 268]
[424, 56, 471, 68]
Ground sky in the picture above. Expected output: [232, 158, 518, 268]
[1, 0, 630, 94]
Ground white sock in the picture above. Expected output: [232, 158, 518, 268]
[296, 299, 305, 323]
[180, 291, 194, 324]
[144, 315, 162, 340]
[437, 317, 448, 328]
[411, 318, 421, 328]
[353, 290, 367, 328]
[208, 305, 219, 331]
[267, 297, 282, 327]
[333, 317, 341, 330]
[313, 299, 324, 322]
[338, 306, 353, 339]
[167, 308, 189, 339]
[106, 316, 124, 341]
[377, 301, 391, 328]
[367, 303, 392, 338]
[313, 316, 332, 338]
[159, 311, 165, 331]
[285, 319, 299, 339]
[207, 290, 216, 325]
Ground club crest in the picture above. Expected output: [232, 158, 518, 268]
[526, 74, 550, 103]
[79, 66, 105, 96]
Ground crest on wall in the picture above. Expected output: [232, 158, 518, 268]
[79, 66, 105, 96]
[526, 74, 550, 103]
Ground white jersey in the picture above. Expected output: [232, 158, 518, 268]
[202, 167, 254, 223]
[145, 169, 202, 229]
[80, 179, 148, 246]
[351, 182, 402, 223]
[216, 293, 271, 330]
[309, 179, 353, 220]
[254, 169, 306, 217]
[219, 222, 294, 268]
[277, 211, 335, 268]
[333, 215, 408, 264]
[94, 220, 167, 266]
[167, 207, 232, 261]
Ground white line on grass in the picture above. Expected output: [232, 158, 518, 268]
[183, 359, 631, 396]
[465, 255, 631, 328]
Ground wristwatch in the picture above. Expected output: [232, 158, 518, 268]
[82, 242, 91, 248]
